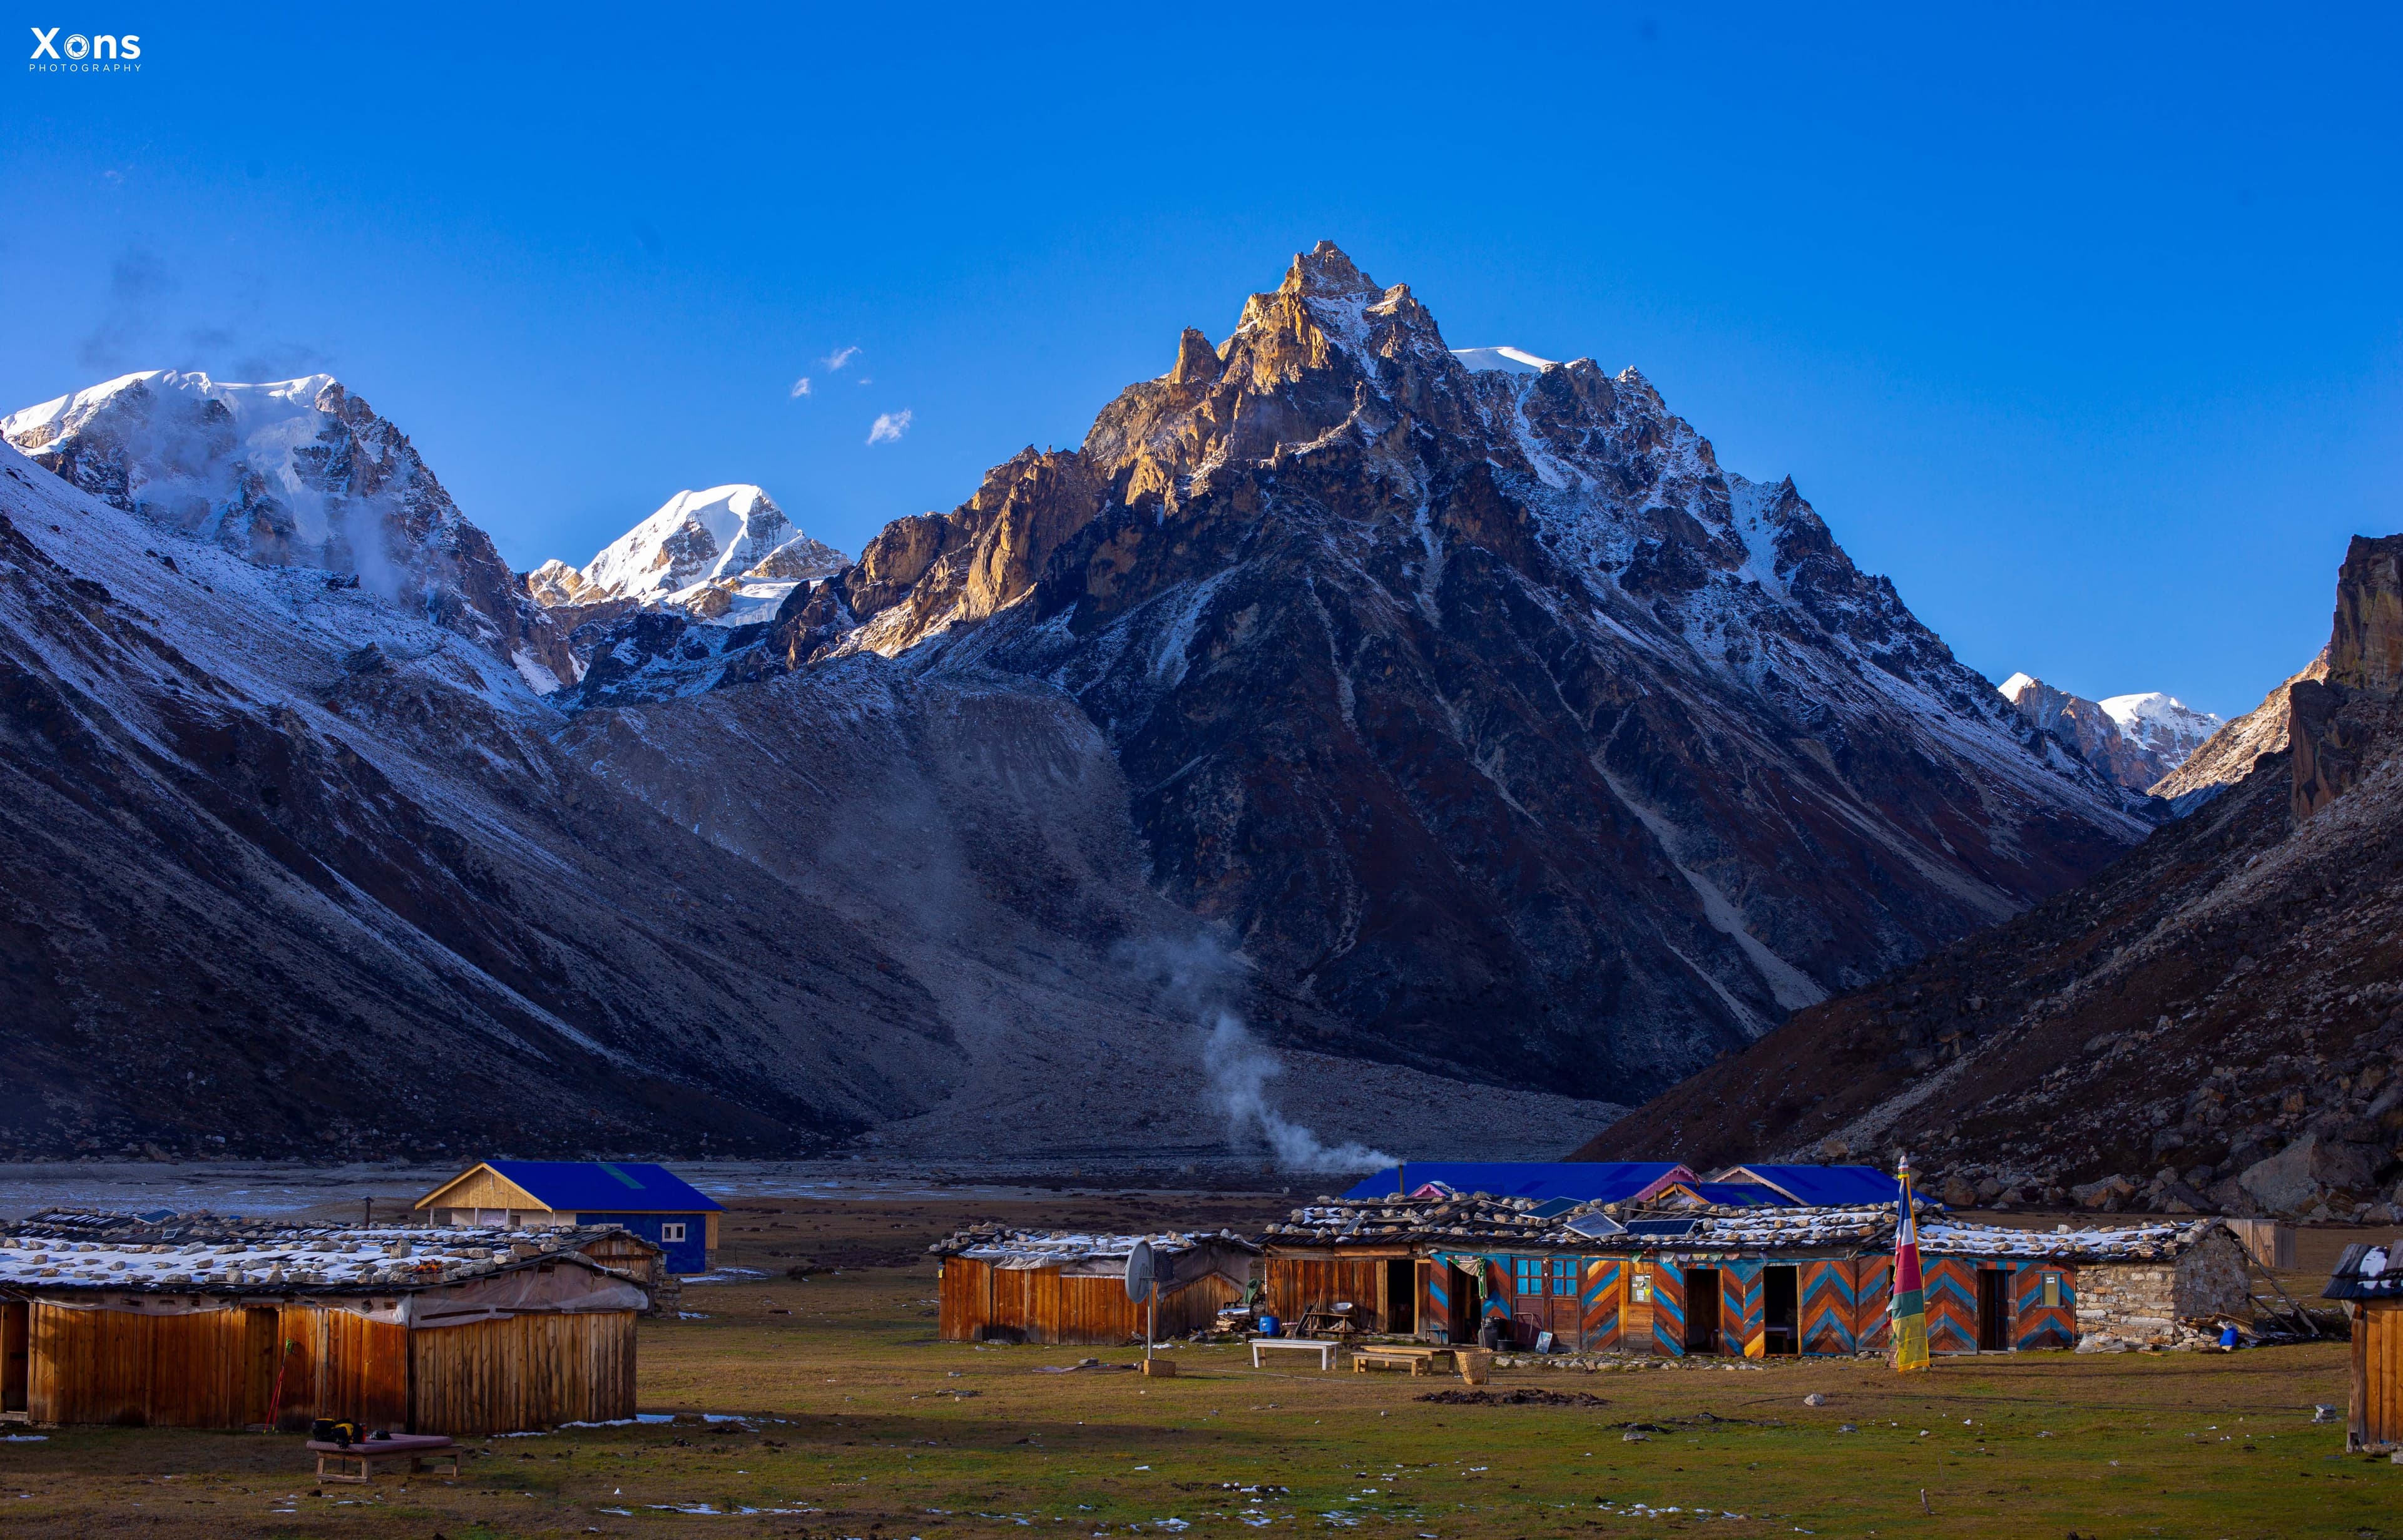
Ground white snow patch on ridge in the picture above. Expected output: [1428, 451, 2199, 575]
[1451, 347, 1557, 375]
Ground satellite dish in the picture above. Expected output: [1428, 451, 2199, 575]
[1125, 1240, 1156, 1302]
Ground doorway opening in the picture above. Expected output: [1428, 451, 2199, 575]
[1385, 1258, 1417, 1335]
[1685, 1268, 1721, 1353]
[1976, 1270, 2011, 1352]
[1763, 1265, 1798, 1355]
[1447, 1263, 1480, 1344]
[2, 1302, 27, 1414]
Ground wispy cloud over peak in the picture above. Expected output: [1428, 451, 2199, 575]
[865, 409, 912, 446]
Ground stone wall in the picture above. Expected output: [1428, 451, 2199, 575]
[2074, 1228, 2250, 1350]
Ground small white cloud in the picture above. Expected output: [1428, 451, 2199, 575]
[865, 409, 912, 446]
[789, 376, 812, 398]
[856, 376, 872, 385]
[823, 344, 861, 372]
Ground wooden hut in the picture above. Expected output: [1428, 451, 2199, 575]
[0, 1209, 656, 1435]
[1259, 1194, 2248, 1357]
[415, 1160, 724, 1276]
[931, 1230, 1258, 1345]
[2324, 1238, 2403, 1452]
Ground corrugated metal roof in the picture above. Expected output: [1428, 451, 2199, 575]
[1672, 1182, 1795, 1209]
[2323, 1238, 2403, 1300]
[477, 1160, 725, 1213]
[1716, 1164, 1917, 1206]
[1339, 1162, 1693, 1204]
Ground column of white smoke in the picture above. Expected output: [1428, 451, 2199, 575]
[1128, 936, 1392, 1175]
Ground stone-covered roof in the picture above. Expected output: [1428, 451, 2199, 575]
[0, 1208, 655, 1297]
[927, 1228, 1258, 1269]
[1254, 1196, 2227, 1262]
[1262, 1195, 1573, 1248]
[1917, 1217, 2227, 1263]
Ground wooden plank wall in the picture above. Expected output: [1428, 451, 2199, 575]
[23, 1305, 407, 1429]
[1924, 1260, 1978, 1353]
[1263, 1258, 1389, 1332]
[2353, 1303, 2402, 1452]
[407, 1312, 636, 1437]
[417, 1167, 541, 1215]
[1851, 1258, 1892, 1352]
[2012, 1263, 2076, 1350]
[1800, 1261, 1856, 1354]
[1723, 1263, 1763, 1357]
[1580, 1260, 1623, 1352]
[1649, 1263, 1686, 1357]
[937, 1260, 1241, 1345]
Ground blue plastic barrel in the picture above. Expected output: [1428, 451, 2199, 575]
[1257, 1314, 1281, 1339]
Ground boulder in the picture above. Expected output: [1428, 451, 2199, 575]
[2070, 1175, 2135, 1210]
[1940, 1175, 1979, 1208]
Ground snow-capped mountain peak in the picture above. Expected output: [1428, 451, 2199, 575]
[531, 484, 851, 628]
[1998, 674, 2223, 794]
[3, 367, 579, 691]
[2099, 690, 2221, 746]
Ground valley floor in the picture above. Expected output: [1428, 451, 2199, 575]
[0, 1191, 2390, 1537]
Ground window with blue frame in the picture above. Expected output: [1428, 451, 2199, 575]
[1514, 1257, 1543, 1295]
[1551, 1257, 1577, 1296]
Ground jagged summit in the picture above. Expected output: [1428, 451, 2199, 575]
[723, 243, 2146, 1096]
[529, 484, 849, 630]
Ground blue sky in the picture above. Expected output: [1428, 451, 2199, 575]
[5, 4, 2398, 718]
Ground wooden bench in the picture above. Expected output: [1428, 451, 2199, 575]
[1249, 1337, 1341, 1370]
[306, 1434, 460, 1484]
[1353, 1348, 1437, 1375]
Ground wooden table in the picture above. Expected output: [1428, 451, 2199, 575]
[306, 1434, 460, 1484]
[1249, 1337, 1342, 1370]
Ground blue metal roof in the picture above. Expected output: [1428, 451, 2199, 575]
[1683, 1181, 1794, 1208]
[1719, 1164, 1912, 1206]
[1339, 1161, 1691, 1205]
[481, 1160, 725, 1213]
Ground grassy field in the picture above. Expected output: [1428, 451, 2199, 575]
[0, 1190, 2392, 1538]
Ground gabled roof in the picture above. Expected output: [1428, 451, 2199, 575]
[1339, 1162, 1695, 1205]
[415, 1160, 724, 1215]
[1715, 1164, 1919, 1206]
[2324, 1238, 2403, 1300]
[1656, 1181, 1795, 1210]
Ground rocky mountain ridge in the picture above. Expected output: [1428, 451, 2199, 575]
[1577, 534, 2403, 1223]
[0, 242, 2178, 1154]
[561, 242, 2152, 1100]
[0, 432, 1618, 1164]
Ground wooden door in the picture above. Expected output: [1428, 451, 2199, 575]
[243, 1309, 280, 1427]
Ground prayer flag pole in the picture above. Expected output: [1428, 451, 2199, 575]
[1892, 1152, 1930, 1373]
